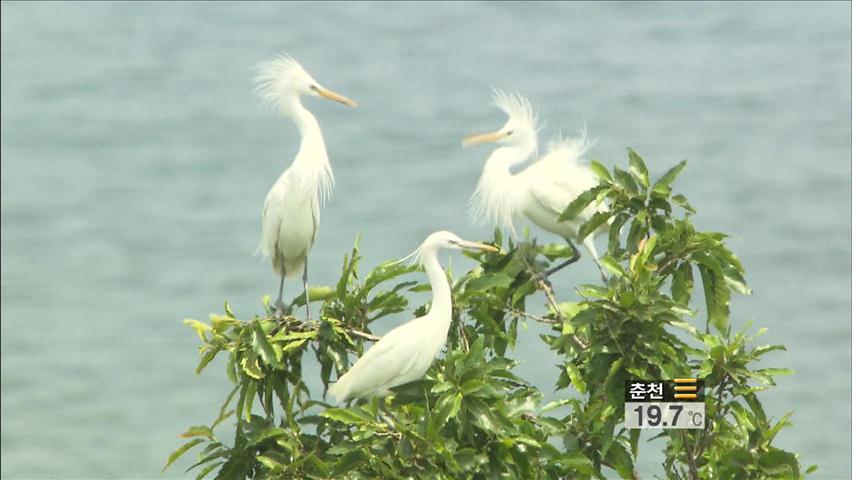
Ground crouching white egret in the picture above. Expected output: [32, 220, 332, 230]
[255, 55, 357, 318]
[463, 90, 608, 280]
[328, 231, 498, 402]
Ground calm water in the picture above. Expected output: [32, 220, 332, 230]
[2, 2, 850, 478]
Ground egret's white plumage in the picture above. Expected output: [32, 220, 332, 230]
[328, 231, 498, 402]
[255, 55, 356, 316]
[464, 90, 608, 278]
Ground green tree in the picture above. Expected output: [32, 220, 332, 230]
[166, 149, 812, 479]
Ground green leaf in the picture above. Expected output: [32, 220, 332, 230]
[754, 368, 794, 377]
[430, 392, 462, 437]
[163, 438, 205, 473]
[672, 194, 696, 213]
[605, 441, 635, 479]
[560, 452, 597, 475]
[184, 319, 211, 342]
[627, 148, 650, 188]
[332, 450, 368, 476]
[599, 256, 626, 278]
[697, 261, 730, 332]
[578, 210, 614, 240]
[194, 461, 222, 480]
[223, 301, 236, 319]
[271, 330, 318, 342]
[243, 381, 256, 421]
[564, 364, 586, 394]
[559, 186, 605, 222]
[251, 321, 280, 367]
[240, 351, 264, 379]
[257, 454, 285, 472]
[195, 347, 220, 375]
[467, 272, 513, 291]
[179, 425, 213, 439]
[210, 314, 238, 334]
[247, 427, 288, 447]
[608, 213, 629, 254]
[752, 344, 786, 357]
[654, 159, 687, 188]
[321, 408, 370, 425]
[613, 166, 639, 194]
[758, 449, 800, 477]
[589, 160, 612, 182]
[539, 243, 580, 261]
[671, 262, 694, 305]
[629, 429, 640, 458]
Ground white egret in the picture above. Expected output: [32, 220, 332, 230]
[328, 231, 498, 402]
[463, 91, 608, 280]
[255, 55, 357, 317]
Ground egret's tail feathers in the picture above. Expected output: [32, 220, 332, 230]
[327, 378, 349, 403]
[255, 242, 269, 259]
[582, 236, 601, 262]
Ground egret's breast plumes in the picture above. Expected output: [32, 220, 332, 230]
[469, 165, 521, 237]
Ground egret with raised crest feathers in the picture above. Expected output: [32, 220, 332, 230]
[255, 55, 357, 318]
[463, 91, 608, 280]
[328, 231, 498, 402]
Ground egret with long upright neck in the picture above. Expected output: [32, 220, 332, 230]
[464, 91, 608, 280]
[255, 55, 356, 317]
[328, 231, 498, 402]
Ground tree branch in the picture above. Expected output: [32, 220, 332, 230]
[520, 256, 589, 351]
[348, 328, 381, 342]
[680, 430, 700, 480]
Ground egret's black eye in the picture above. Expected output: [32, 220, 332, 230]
[448, 239, 458, 245]
[506, 130, 514, 136]
[309, 84, 320, 92]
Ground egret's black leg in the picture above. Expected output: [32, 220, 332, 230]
[303, 258, 311, 320]
[545, 241, 582, 277]
[275, 269, 288, 316]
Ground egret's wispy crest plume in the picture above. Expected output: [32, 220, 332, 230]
[254, 54, 308, 112]
[492, 89, 539, 139]
[394, 243, 425, 269]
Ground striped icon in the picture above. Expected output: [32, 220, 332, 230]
[673, 378, 698, 399]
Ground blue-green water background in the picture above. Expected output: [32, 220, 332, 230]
[2, 2, 850, 478]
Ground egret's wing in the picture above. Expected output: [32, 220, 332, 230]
[521, 142, 609, 241]
[524, 161, 599, 216]
[331, 322, 424, 400]
[258, 183, 286, 259]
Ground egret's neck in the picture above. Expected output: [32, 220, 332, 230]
[471, 147, 532, 235]
[280, 98, 334, 202]
[421, 249, 452, 329]
[481, 147, 529, 184]
[289, 102, 329, 167]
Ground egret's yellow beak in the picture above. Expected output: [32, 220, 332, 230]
[314, 86, 357, 107]
[458, 240, 500, 253]
[462, 130, 507, 147]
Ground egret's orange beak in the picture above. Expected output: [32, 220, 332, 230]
[462, 130, 507, 147]
[458, 240, 500, 253]
[314, 86, 357, 107]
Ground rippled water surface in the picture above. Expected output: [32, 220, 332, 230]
[2, 2, 850, 478]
